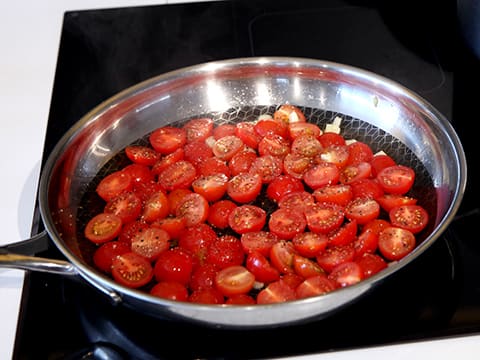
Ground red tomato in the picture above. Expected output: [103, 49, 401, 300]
[228, 205, 267, 234]
[249, 154, 283, 183]
[346, 141, 373, 165]
[362, 218, 391, 235]
[215, 265, 255, 296]
[111, 252, 154, 288]
[328, 261, 364, 287]
[316, 244, 356, 273]
[254, 118, 288, 138]
[293, 254, 325, 278]
[189, 263, 218, 291]
[188, 288, 225, 304]
[212, 135, 244, 161]
[131, 227, 171, 262]
[256, 280, 297, 304]
[240, 231, 280, 257]
[197, 156, 230, 177]
[370, 154, 396, 177]
[344, 197, 380, 225]
[377, 194, 417, 212]
[257, 134, 291, 158]
[104, 191, 142, 224]
[167, 188, 193, 215]
[304, 203, 344, 234]
[319, 132, 346, 147]
[378, 226, 416, 261]
[122, 163, 155, 184]
[303, 162, 340, 189]
[183, 117, 214, 143]
[376, 165, 415, 195]
[355, 253, 387, 278]
[151, 216, 186, 239]
[207, 199, 238, 229]
[125, 145, 160, 166]
[353, 228, 379, 256]
[266, 174, 304, 203]
[228, 149, 257, 176]
[93, 241, 131, 273]
[118, 220, 149, 244]
[84, 213, 123, 244]
[288, 122, 322, 139]
[350, 178, 384, 200]
[151, 148, 184, 176]
[268, 208, 307, 240]
[292, 232, 328, 258]
[175, 192, 209, 227]
[149, 126, 187, 154]
[313, 184, 353, 206]
[150, 281, 189, 302]
[183, 140, 213, 166]
[226, 294, 256, 305]
[389, 204, 429, 234]
[192, 173, 229, 202]
[213, 123, 236, 139]
[235, 121, 262, 149]
[178, 223, 217, 266]
[270, 240, 297, 274]
[339, 162, 372, 184]
[227, 173, 262, 203]
[327, 220, 358, 247]
[154, 247, 194, 285]
[291, 134, 323, 158]
[96, 171, 133, 202]
[132, 179, 163, 202]
[273, 104, 306, 124]
[141, 190, 170, 223]
[206, 235, 245, 269]
[295, 274, 337, 299]
[277, 191, 315, 212]
[282, 153, 314, 179]
[157, 160, 197, 191]
[319, 145, 350, 168]
[245, 251, 281, 283]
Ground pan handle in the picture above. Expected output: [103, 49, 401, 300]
[0, 231, 78, 276]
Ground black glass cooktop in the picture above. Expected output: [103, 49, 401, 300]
[13, 0, 480, 359]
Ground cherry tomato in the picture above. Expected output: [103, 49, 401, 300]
[304, 203, 344, 234]
[154, 247, 194, 285]
[273, 104, 306, 124]
[131, 227, 171, 262]
[118, 220, 149, 244]
[189, 263, 218, 291]
[235, 121, 262, 149]
[141, 190, 170, 223]
[206, 235, 245, 269]
[377, 194, 417, 212]
[370, 154, 396, 177]
[151, 148, 185, 176]
[228, 205, 267, 235]
[266, 174, 304, 203]
[178, 223, 217, 266]
[111, 252, 154, 288]
[188, 288, 225, 304]
[183, 140, 213, 167]
[268, 208, 307, 240]
[123, 163, 155, 184]
[293, 254, 325, 278]
[215, 265, 255, 296]
[292, 232, 328, 257]
[353, 228, 379, 256]
[240, 231, 280, 257]
[150, 281, 189, 301]
[213, 123, 236, 139]
[288, 122, 322, 139]
[319, 132, 346, 147]
[104, 191, 142, 224]
[151, 216, 186, 239]
[328, 261, 364, 287]
[378, 226, 416, 261]
[282, 153, 313, 179]
[327, 220, 358, 247]
[167, 188, 193, 215]
[249, 154, 283, 183]
[228, 149, 257, 176]
[303, 162, 340, 189]
[192, 173, 229, 202]
[295, 274, 337, 299]
[93, 241, 130, 273]
[175, 192, 209, 227]
[355, 253, 387, 278]
[225, 294, 256, 305]
[389, 204, 429, 234]
[197, 156, 230, 177]
[149, 126, 187, 154]
[344, 197, 380, 225]
[245, 251, 281, 283]
[257, 134, 291, 158]
[207, 199, 238, 229]
[183, 117, 214, 143]
[277, 191, 315, 212]
[157, 160, 197, 191]
[291, 134, 322, 158]
[270, 240, 297, 274]
[212, 135, 244, 161]
[316, 244, 356, 273]
[313, 184, 353, 207]
[349, 178, 384, 200]
[319, 145, 350, 168]
[376, 165, 415, 195]
[227, 173, 262, 203]
[125, 145, 160, 166]
[254, 118, 288, 138]
[339, 162, 372, 185]
[96, 171, 133, 202]
[84, 213, 123, 244]
[256, 280, 297, 304]
[346, 141, 373, 165]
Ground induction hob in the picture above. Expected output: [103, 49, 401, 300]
[13, 0, 480, 359]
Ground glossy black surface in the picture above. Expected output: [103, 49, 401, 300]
[14, 0, 480, 359]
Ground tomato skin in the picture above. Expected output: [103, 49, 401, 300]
[131, 227, 171, 262]
[215, 265, 255, 296]
[316, 244, 356, 273]
[293, 254, 325, 278]
[151, 148, 185, 176]
[268, 208, 307, 240]
[227, 173, 262, 203]
[154, 248, 194, 285]
[178, 223, 217, 266]
[150, 281, 189, 302]
[305, 203, 345, 234]
[93, 241, 131, 273]
[84, 213, 123, 244]
[378, 226, 416, 261]
[189, 263, 218, 291]
[111, 252, 154, 289]
[206, 235, 245, 269]
[355, 253, 387, 278]
[207, 199, 238, 229]
[213, 123, 236, 140]
[226, 294, 256, 305]
[256, 280, 297, 304]
[125, 145, 160, 166]
[123, 163, 155, 185]
[353, 228, 379, 257]
[96, 171, 133, 202]
[151, 216, 186, 240]
[141, 190, 170, 223]
[266, 174, 304, 203]
[327, 220, 358, 247]
[319, 132, 346, 147]
[197, 156, 230, 177]
[349, 178, 384, 200]
[149, 126, 187, 155]
[370, 154, 396, 177]
[118, 220, 149, 244]
[270, 240, 297, 274]
[188, 288, 225, 304]
[228, 205, 267, 235]
[245, 251, 281, 283]
[295, 274, 337, 299]
[377, 194, 417, 212]
[376, 165, 415, 195]
[389, 204, 429, 234]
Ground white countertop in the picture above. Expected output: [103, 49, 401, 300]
[0, 1, 479, 359]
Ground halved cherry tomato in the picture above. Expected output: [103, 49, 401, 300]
[228, 205, 267, 234]
[328, 220, 358, 247]
[151, 216, 186, 239]
[245, 251, 281, 283]
[167, 188, 193, 215]
[104, 191, 142, 224]
[268, 208, 307, 240]
[131, 227, 171, 262]
[228, 149, 257, 176]
[378, 226, 416, 260]
[256, 280, 297, 304]
[149, 126, 187, 155]
[277, 191, 315, 212]
[303, 162, 340, 189]
[349, 178, 384, 200]
[377, 194, 417, 212]
[355, 253, 387, 278]
[183, 140, 213, 166]
[154, 247, 194, 285]
[389, 204, 429, 234]
[293, 254, 325, 278]
[291, 134, 322, 158]
[295, 274, 337, 299]
[225, 294, 256, 305]
[213, 123, 236, 139]
[339, 162, 372, 185]
[151, 148, 185, 176]
[206, 235, 245, 269]
[282, 153, 313, 179]
[178, 223, 217, 266]
[240, 231, 280, 257]
[93, 241, 131, 273]
[344, 197, 380, 225]
[292, 232, 328, 257]
[376, 165, 415, 195]
[157, 160, 197, 191]
[288, 122, 322, 139]
[215, 265, 255, 296]
[84, 213, 123, 244]
[189, 263, 218, 291]
[207, 199, 238, 229]
[319, 132, 346, 147]
[316, 244, 356, 273]
[111, 252, 154, 288]
[192, 173, 229, 202]
[188, 288, 225, 304]
[150, 281, 189, 301]
[249, 154, 283, 183]
[266, 174, 304, 203]
[235, 121, 262, 149]
[305, 203, 344, 234]
[273, 104, 306, 124]
[125, 145, 160, 166]
[257, 134, 291, 158]
[175, 192, 209, 227]
[319, 145, 350, 168]
[96, 171, 133, 202]
[227, 173, 262, 203]
[353, 228, 379, 256]
[254, 118, 288, 138]
[122, 163, 155, 184]
[328, 261, 364, 287]
[183, 117, 214, 143]
[370, 154, 396, 177]
[212, 135, 244, 161]
[270, 240, 297, 274]
[346, 141, 373, 165]
[141, 190, 170, 223]
[313, 184, 353, 207]
[197, 157, 230, 177]
[118, 220, 149, 244]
